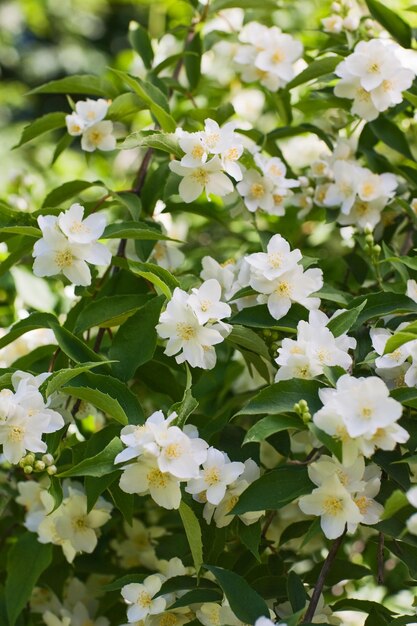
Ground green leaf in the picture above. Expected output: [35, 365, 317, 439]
[171, 588, 223, 608]
[232, 465, 313, 514]
[58, 436, 123, 477]
[381, 489, 409, 520]
[43, 361, 112, 398]
[239, 520, 262, 561]
[203, 565, 269, 623]
[109, 295, 165, 380]
[48, 321, 105, 364]
[236, 379, 323, 417]
[227, 325, 270, 360]
[287, 571, 307, 612]
[170, 366, 198, 427]
[126, 259, 179, 298]
[28, 74, 116, 97]
[308, 423, 343, 462]
[327, 300, 367, 337]
[42, 179, 104, 208]
[304, 559, 372, 586]
[244, 414, 305, 444]
[108, 482, 134, 524]
[184, 33, 202, 90]
[121, 130, 183, 157]
[110, 69, 176, 132]
[384, 320, 417, 354]
[350, 292, 417, 325]
[129, 21, 154, 69]
[179, 502, 203, 573]
[365, 0, 412, 47]
[6, 533, 52, 626]
[103, 221, 172, 240]
[61, 385, 128, 424]
[210, 0, 281, 9]
[107, 93, 146, 121]
[0, 225, 41, 238]
[14, 112, 67, 148]
[231, 303, 307, 330]
[0, 312, 57, 350]
[370, 118, 413, 159]
[74, 294, 151, 333]
[287, 56, 343, 90]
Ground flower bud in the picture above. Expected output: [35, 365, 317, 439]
[34, 460, 46, 472]
[24, 465, 33, 474]
[47, 465, 57, 475]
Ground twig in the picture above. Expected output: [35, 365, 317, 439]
[48, 347, 61, 373]
[377, 532, 385, 584]
[302, 530, 346, 623]
[261, 511, 276, 538]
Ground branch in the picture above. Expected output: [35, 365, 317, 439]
[302, 529, 346, 623]
[377, 532, 384, 584]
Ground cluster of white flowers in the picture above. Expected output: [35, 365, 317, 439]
[299, 454, 383, 539]
[234, 22, 303, 91]
[116, 410, 262, 529]
[243, 234, 323, 320]
[334, 39, 415, 121]
[0, 371, 64, 464]
[275, 310, 356, 381]
[31, 576, 110, 626]
[370, 324, 417, 389]
[406, 485, 417, 536]
[17, 479, 112, 562]
[169, 118, 242, 203]
[33, 203, 111, 286]
[0, 327, 56, 368]
[321, 0, 360, 35]
[237, 154, 299, 216]
[65, 98, 116, 152]
[313, 374, 408, 464]
[306, 140, 398, 231]
[156, 279, 232, 370]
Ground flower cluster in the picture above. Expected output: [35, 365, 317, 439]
[17, 480, 112, 563]
[0, 371, 64, 464]
[370, 324, 417, 389]
[275, 310, 356, 381]
[234, 22, 303, 91]
[65, 98, 116, 152]
[313, 373, 408, 463]
[334, 39, 415, 121]
[156, 279, 232, 369]
[33, 203, 111, 286]
[299, 454, 383, 539]
[321, 0, 360, 34]
[242, 234, 323, 320]
[169, 118, 242, 203]
[116, 410, 261, 529]
[237, 154, 299, 216]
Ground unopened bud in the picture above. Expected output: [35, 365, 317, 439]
[25, 453, 35, 465]
[47, 465, 57, 475]
[365, 234, 374, 245]
[42, 454, 54, 466]
[24, 465, 33, 474]
[372, 244, 381, 256]
[34, 460, 46, 472]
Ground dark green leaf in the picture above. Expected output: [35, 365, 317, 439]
[129, 21, 154, 68]
[244, 414, 305, 445]
[179, 502, 203, 573]
[365, 0, 412, 47]
[61, 386, 128, 424]
[236, 379, 322, 417]
[327, 300, 367, 337]
[58, 436, 123, 477]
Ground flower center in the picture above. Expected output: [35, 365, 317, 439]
[204, 467, 221, 486]
[276, 280, 291, 297]
[73, 516, 88, 530]
[160, 614, 178, 626]
[225, 494, 239, 513]
[138, 590, 153, 609]
[268, 252, 283, 268]
[226, 147, 239, 161]
[164, 442, 182, 459]
[361, 182, 376, 198]
[361, 407, 373, 419]
[250, 183, 265, 199]
[273, 194, 284, 205]
[269, 164, 284, 178]
[192, 144, 205, 159]
[69, 221, 88, 234]
[176, 322, 196, 340]
[192, 168, 209, 185]
[354, 201, 369, 216]
[54, 249, 74, 269]
[369, 62, 380, 73]
[272, 49, 284, 63]
[9, 425, 25, 442]
[357, 87, 371, 102]
[205, 132, 220, 150]
[355, 495, 369, 514]
[147, 468, 169, 488]
[323, 496, 344, 516]
[382, 79, 392, 92]
[200, 299, 212, 312]
[90, 130, 103, 144]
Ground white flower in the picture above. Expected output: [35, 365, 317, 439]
[202, 119, 238, 155]
[299, 474, 362, 539]
[186, 447, 245, 505]
[334, 39, 415, 120]
[81, 121, 116, 152]
[156, 287, 229, 369]
[251, 264, 323, 320]
[246, 234, 302, 280]
[200, 256, 237, 299]
[237, 169, 274, 213]
[65, 113, 85, 137]
[119, 454, 182, 509]
[121, 575, 166, 623]
[75, 98, 109, 126]
[55, 491, 112, 553]
[370, 325, 414, 370]
[188, 279, 232, 325]
[177, 130, 209, 167]
[33, 211, 111, 286]
[58, 203, 107, 244]
[321, 15, 344, 34]
[169, 157, 234, 203]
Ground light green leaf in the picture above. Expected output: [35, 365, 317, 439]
[14, 112, 67, 148]
[103, 221, 172, 240]
[179, 501, 203, 573]
[129, 21, 154, 69]
[365, 0, 412, 47]
[0, 225, 41, 237]
[58, 436, 123, 477]
[28, 74, 117, 97]
[42, 179, 104, 208]
[74, 294, 151, 333]
[43, 361, 113, 398]
[227, 325, 270, 360]
[235, 379, 323, 417]
[327, 300, 367, 337]
[61, 385, 128, 425]
[287, 56, 343, 90]
[121, 130, 183, 157]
